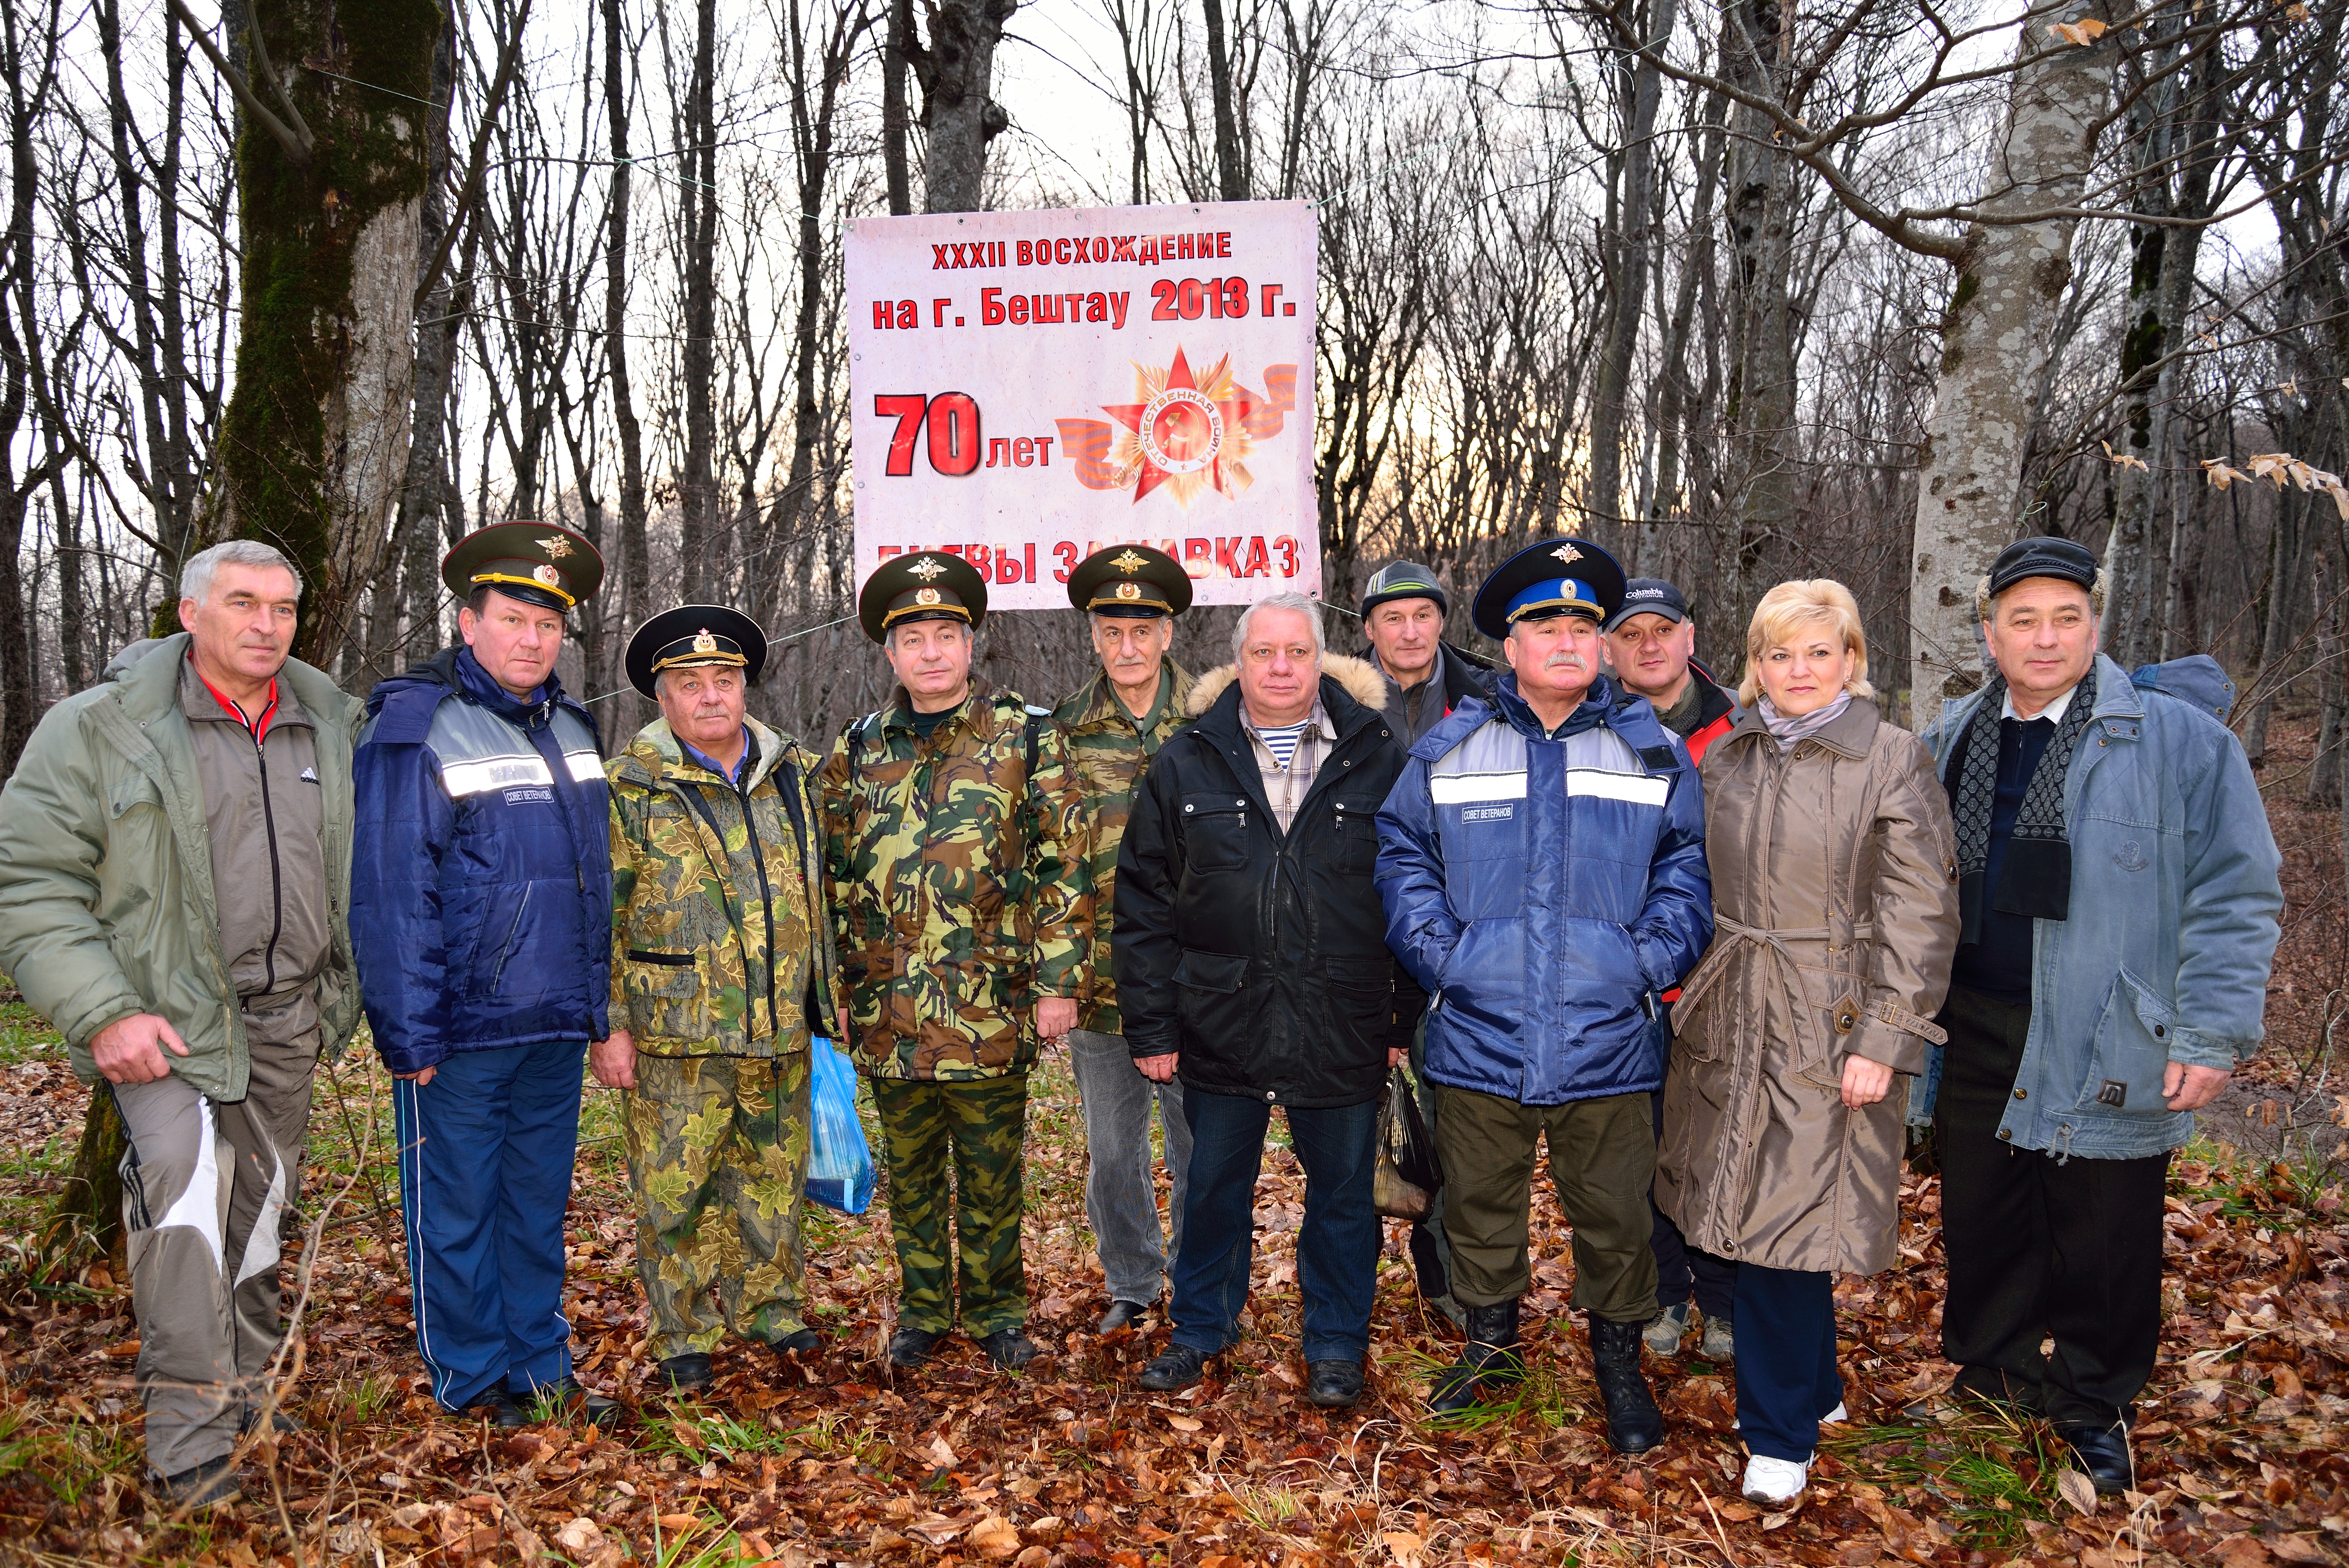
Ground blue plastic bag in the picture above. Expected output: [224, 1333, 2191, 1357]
[805, 1039, 875, 1214]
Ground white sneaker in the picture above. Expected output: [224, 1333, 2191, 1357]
[1741, 1452, 1810, 1505]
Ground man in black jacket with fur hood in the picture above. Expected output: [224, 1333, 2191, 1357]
[1114, 592, 1422, 1408]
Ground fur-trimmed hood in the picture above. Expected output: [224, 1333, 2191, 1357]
[1184, 652, 1387, 718]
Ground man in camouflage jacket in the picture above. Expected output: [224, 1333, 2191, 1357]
[1053, 545, 1197, 1333]
[820, 552, 1089, 1372]
[597, 607, 841, 1393]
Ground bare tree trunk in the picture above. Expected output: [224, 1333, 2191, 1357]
[1649, 85, 1724, 531]
[677, 0, 719, 601]
[1201, 0, 1246, 200]
[1586, 0, 1678, 547]
[906, 0, 1014, 212]
[882, 0, 914, 214]
[366, 6, 459, 687]
[1907, 2, 2117, 726]
[766, 0, 868, 630]
[1721, 0, 1796, 640]
[2307, 537, 2342, 807]
[603, 0, 651, 740]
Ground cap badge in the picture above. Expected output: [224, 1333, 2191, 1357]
[914, 587, 942, 606]
[1550, 543, 1584, 565]
[692, 627, 718, 653]
[532, 563, 562, 587]
[535, 535, 575, 560]
[907, 556, 948, 581]
[1115, 581, 1143, 601]
[1110, 549, 1150, 574]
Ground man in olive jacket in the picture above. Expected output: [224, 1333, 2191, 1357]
[1116, 593, 1420, 1409]
[0, 542, 362, 1507]
[598, 606, 841, 1394]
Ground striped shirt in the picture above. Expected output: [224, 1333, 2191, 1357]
[1242, 700, 1335, 835]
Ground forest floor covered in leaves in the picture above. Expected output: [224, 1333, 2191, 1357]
[2, 718, 2347, 1567]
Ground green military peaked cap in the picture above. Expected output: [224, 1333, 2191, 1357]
[1065, 543, 1193, 619]
[626, 604, 768, 698]
[443, 521, 605, 611]
[858, 550, 989, 643]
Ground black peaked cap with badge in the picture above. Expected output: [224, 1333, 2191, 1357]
[858, 549, 990, 642]
[1470, 537, 1628, 641]
[626, 604, 767, 699]
[1066, 543, 1192, 619]
[443, 521, 604, 613]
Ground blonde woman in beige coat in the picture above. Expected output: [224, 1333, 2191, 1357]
[1656, 580, 1960, 1506]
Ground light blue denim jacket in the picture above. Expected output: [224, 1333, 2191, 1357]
[1908, 654, 2281, 1159]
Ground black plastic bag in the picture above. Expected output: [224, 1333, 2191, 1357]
[1374, 1067, 1444, 1220]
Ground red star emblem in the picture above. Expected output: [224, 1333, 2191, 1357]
[1099, 347, 1264, 506]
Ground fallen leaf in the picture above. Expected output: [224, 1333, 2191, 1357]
[968, 1516, 1022, 1559]
[2057, 1468, 2100, 1516]
[925, 1432, 957, 1466]
[2269, 1538, 2330, 1566]
[554, 1519, 606, 1556]
[1165, 1413, 1203, 1433]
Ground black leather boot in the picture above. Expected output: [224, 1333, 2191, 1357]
[1589, 1315, 1664, 1454]
[1427, 1298, 1523, 1417]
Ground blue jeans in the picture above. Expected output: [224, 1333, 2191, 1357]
[1732, 1264, 1844, 1463]
[1168, 1090, 1380, 1364]
[1068, 1030, 1190, 1304]
[394, 1039, 586, 1411]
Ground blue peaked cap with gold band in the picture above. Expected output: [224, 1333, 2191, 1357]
[1470, 537, 1628, 640]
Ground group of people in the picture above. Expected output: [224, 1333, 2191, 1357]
[0, 520, 2279, 1514]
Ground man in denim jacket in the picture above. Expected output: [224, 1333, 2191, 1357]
[1913, 536, 2280, 1494]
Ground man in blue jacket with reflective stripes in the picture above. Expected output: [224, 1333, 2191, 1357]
[351, 523, 618, 1429]
[1376, 539, 1712, 1454]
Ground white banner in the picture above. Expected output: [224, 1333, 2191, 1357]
[845, 199, 1319, 609]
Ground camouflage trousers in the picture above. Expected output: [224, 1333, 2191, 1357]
[622, 1053, 811, 1360]
[870, 1074, 1028, 1338]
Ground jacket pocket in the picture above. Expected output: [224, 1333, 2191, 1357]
[471, 884, 534, 997]
[2077, 968, 2174, 1117]
[1438, 917, 1525, 1034]
[1173, 948, 1249, 1048]
[1179, 793, 1251, 874]
[1330, 796, 1381, 874]
[1789, 959, 1865, 1088]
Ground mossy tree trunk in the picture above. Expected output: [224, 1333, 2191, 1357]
[213, 0, 441, 667]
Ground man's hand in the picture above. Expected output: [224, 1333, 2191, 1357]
[591, 1031, 637, 1091]
[1388, 1046, 1408, 1069]
[393, 1065, 438, 1087]
[2165, 1061, 2230, 1112]
[1841, 1055, 1894, 1110]
[835, 1008, 852, 1045]
[1135, 1052, 1178, 1083]
[90, 1013, 188, 1085]
[1037, 996, 1078, 1042]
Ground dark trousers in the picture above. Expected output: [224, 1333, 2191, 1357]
[1732, 1265, 1842, 1463]
[1649, 1085, 1738, 1320]
[1935, 985, 2170, 1429]
[1438, 1085, 1657, 1322]
[394, 1039, 586, 1411]
[1169, 1090, 1379, 1364]
[1406, 1022, 1454, 1299]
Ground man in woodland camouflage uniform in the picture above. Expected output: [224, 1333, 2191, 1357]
[597, 606, 841, 1393]
[820, 552, 1089, 1372]
[1053, 545, 1197, 1333]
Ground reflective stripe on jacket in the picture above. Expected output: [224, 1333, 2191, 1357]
[351, 647, 614, 1074]
[1376, 674, 1713, 1106]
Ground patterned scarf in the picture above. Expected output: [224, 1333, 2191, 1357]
[1949, 662, 2098, 945]
[1756, 690, 1853, 753]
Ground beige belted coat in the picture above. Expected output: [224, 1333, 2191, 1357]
[1655, 697, 1960, 1275]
